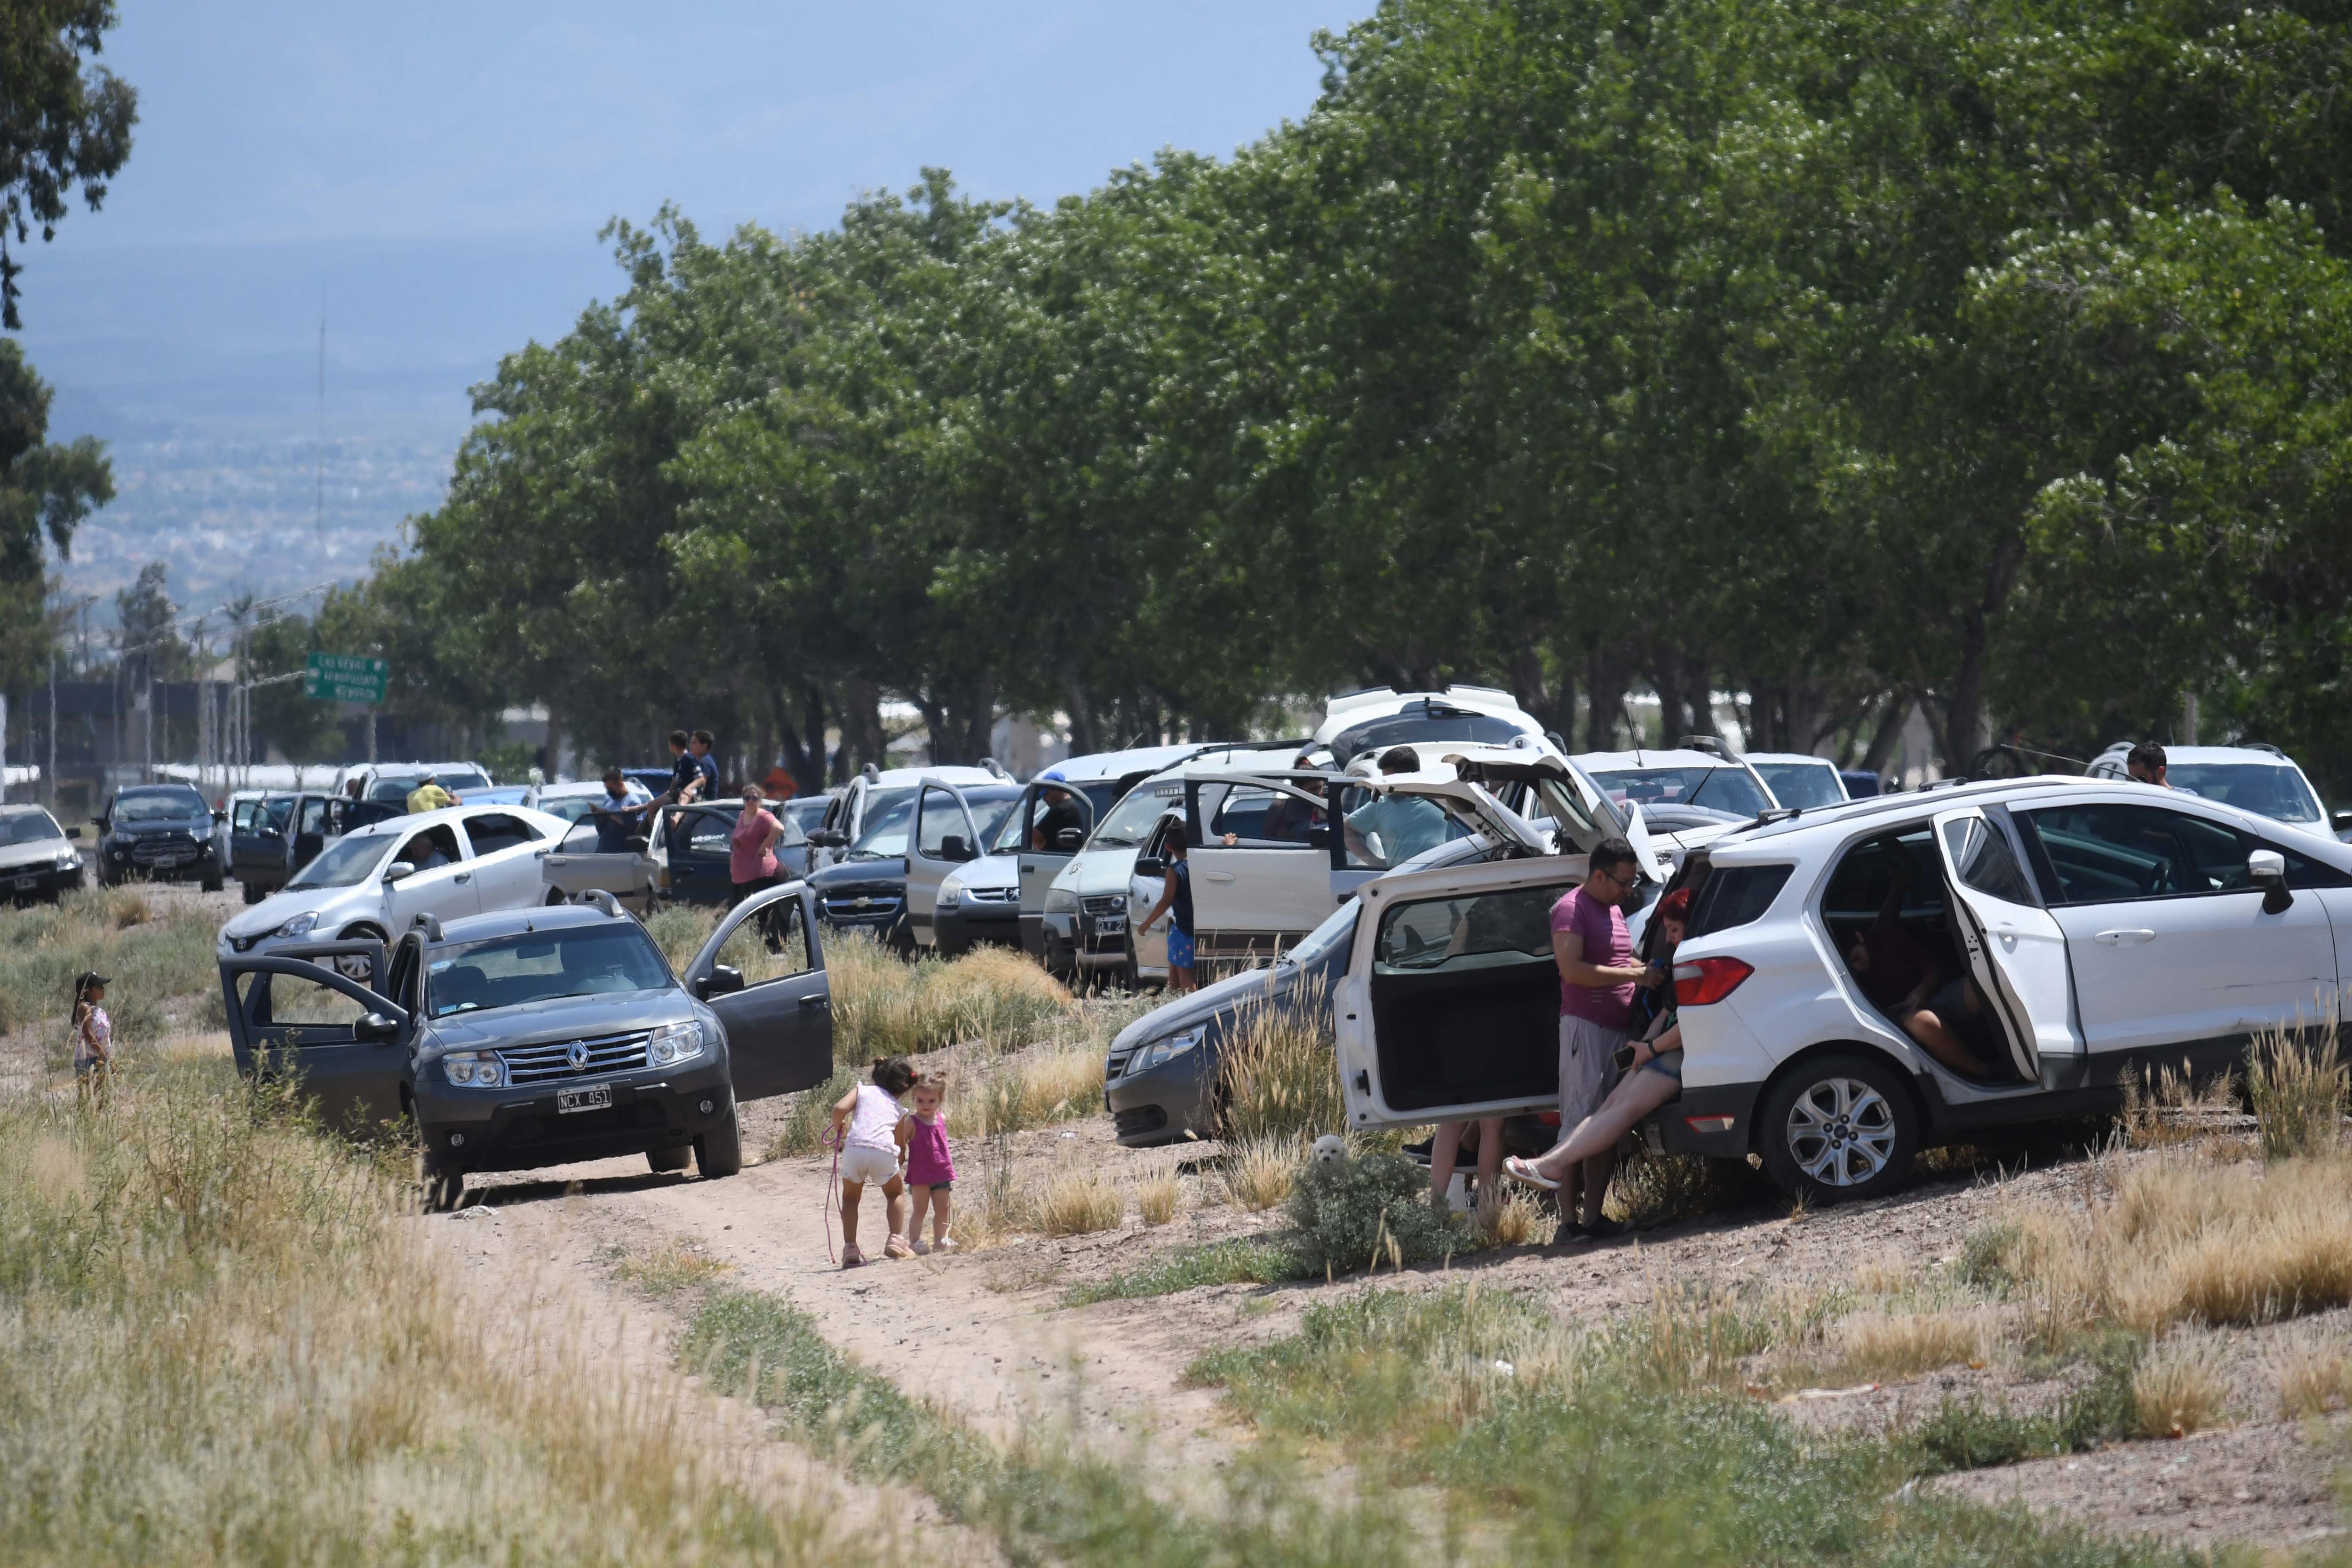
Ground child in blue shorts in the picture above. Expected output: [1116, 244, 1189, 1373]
[1136, 823, 1197, 993]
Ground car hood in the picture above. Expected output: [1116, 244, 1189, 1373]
[0, 838, 70, 870]
[221, 884, 354, 939]
[809, 859, 907, 891]
[421, 988, 701, 1055]
[1111, 956, 1325, 1055]
[1071, 845, 1142, 895]
[954, 852, 1020, 892]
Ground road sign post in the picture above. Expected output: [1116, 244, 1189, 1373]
[304, 653, 389, 705]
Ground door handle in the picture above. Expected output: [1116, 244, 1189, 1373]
[454, 871, 472, 884]
[2093, 929, 2155, 946]
[800, 995, 829, 1009]
[1204, 871, 1237, 883]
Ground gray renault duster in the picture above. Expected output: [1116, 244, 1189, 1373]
[219, 883, 834, 1208]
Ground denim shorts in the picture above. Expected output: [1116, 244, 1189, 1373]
[1639, 1047, 1685, 1083]
[1167, 925, 1196, 969]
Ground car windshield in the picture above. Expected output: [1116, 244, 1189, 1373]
[1751, 762, 1844, 810]
[847, 788, 918, 860]
[1088, 784, 1183, 848]
[424, 923, 672, 1017]
[1590, 765, 1773, 820]
[288, 833, 395, 888]
[2166, 763, 2323, 824]
[784, 797, 831, 832]
[115, 790, 206, 822]
[0, 811, 64, 846]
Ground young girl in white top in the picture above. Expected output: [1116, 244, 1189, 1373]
[827, 1056, 915, 1267]
[72, 971, 113, 1106]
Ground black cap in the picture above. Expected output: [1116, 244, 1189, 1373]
[76, 971, 111, 990]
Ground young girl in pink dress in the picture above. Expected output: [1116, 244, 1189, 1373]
[901, 1073, 957, 1254]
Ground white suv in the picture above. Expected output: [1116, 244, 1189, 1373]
[1337, 776, 2352, 1202]
[2086, 743, 2330, 836]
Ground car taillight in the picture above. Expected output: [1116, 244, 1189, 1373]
[1675, 956, 1753, 1007]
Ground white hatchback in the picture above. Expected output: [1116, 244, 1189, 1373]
[1338, 776, 2352, 1202]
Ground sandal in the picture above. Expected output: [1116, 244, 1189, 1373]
[933, 1236, 960, 1254]
[1502, 1156, 1560, 1192]
[841, 1244, 866, 1269]
[883, 1234, 915, 1260]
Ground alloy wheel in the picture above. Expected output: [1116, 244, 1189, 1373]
[1783, 1076, 1897, 1187]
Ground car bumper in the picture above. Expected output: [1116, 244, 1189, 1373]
[415, 1055, 735, 1173]
[105, 847, 217, 881]
[3, 861, 81, 896]
[1104, 1047, 1215, 1147]
[935, 901, 1018, 955]
[1049, 909, 1130, 969]
[1647, 1079, 1764, 1159]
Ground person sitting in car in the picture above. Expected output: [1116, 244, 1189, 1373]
[1032, 785, 1086, 851]
[1255, 756, 1327, 846]
[1342, 747, 1449, 867]
[588, 768, 654, 853]
[1844, 841, 1996, 1078]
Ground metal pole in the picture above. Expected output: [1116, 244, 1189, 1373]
[48, 653, 56, 810]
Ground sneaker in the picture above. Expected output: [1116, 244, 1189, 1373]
[934, 1236, 960, 1254]
[883, 1234, 915, 1260]
[911, 1237, 931, 1256]
[841, 1244, 866, 1269]
[1581, 1216, 1629, 1241]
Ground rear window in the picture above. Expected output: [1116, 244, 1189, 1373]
[1685, 864, 1794, 939]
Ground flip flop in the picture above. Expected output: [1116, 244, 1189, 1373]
[1502, 1156, 1560, 1192]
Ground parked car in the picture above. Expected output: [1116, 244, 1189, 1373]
[0, 804, 84, 902]
[218, 884, 834, 1208]
[780, 793, 834, 843]
[1337, 773, 2352, 1202]
[1576, 746, 1780, 821]
[229, 791, 405, 904]
[652, 798, 812, 905]
[1841, 770, 1885, 799]
[1314, 685, 1547, 767]
[808, 780, 1025, 950]
[523, 778, 654, 827]
[1744, 752, 1851, 810]
[217, 803, 572, 963]
[2086, 742, 2331, 836]
[93, 783, 225, 890]
[1102, 744, 1733, 1143]
[806, 764, 1007, 873]
[335, 762, 495, 807]
[985, 746, 1208, 961]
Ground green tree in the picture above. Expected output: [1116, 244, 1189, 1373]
[0, 0, 136, 327]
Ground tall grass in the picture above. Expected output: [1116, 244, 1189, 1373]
[2246, 1021, 2346, 1161]
[1216, 977, 1341, 1143]
[0, 887, 220, 1043]
[0, 1055, 853, 1565]
[826, 934, 1073, 1058]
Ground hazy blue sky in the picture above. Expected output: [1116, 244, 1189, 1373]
[23, 1, 1359, 609]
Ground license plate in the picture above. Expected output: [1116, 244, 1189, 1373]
[1094, 915, 1126, 934]
[556, 1084, 612, 1114]
[11, 875, 33, 891]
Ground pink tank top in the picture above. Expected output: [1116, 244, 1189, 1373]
[904, 1112, 954, 1185]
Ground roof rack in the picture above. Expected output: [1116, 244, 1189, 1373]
[2245, 742, 2285, 757]
[581, 889, 624, 919]
[1674, 735, 1730, 758]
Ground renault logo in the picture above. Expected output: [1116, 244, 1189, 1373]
[567, 1041, 589, 1071]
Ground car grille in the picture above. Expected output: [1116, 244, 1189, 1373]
[498, 1029, 652, 1086]
[1105, 1048, 1133, 1079]
[1114, 1105, 1168, 1139]
[823, 890, 903, 922]
[1081, 895, 1126, 916]
[129, 833, 204, 864]
[962, 886, 1017, 904]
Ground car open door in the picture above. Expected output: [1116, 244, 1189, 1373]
[1335, 858, 1583, 1130]
[219, 939, 410, 1130]
[682, 882, 833, 1100]
[454, 810, 554, 912]
[1014, 780, 1100, 958]
[1186, 773, 1344, 963]
[660, 804, 738, 905]
[1930, 806, 2079, 1081]
[540, 819, 658, 915]
[232, 796, 293, 888]
[907, 781, 983, 945]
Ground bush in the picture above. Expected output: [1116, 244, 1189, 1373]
[1285, 1152, 1460, 1277]
[1216, 976, 1341, 1142]
[2248, 1022, 2346, 1161]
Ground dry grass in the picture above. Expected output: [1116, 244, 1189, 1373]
[2133, 1332, 2230, 1437]
[1215, 978, 1340, 1143]
[2273, 1332, 2352, 1419]
[1136, 1170, 1181, 1226]
[946, 1038, 1104, 1140]
[1037, 1165, 1124, 1237]
[1830, 1310, 1990, 1381]
[1473, 1187, 1557, 1249]
[0, 1055, 853, 1565]
[2122, 1059, 2241, 1150]
[828, 934, 1073, 1058]
[0, 886, 221, 1042]
[1979, 1149, 2352, 1338]
[613, 1238, 734, 1295]
[1221, 1132, 1307, 1212]
[2247, 1022, 2347, 1162]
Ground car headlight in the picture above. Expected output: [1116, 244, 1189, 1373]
[273, 910, 320, 938]
[443, 1051, 503, 1087]
[1045, 887, 1078, 914]
[1130, 1028, 1203, 1076]
[648, 1019, 706, 1067]
[936, 876, 963, 908]
[56, 851, 77, 869]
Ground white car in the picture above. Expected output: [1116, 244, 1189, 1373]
[804, 764, 1007, 873]
[1315, 685, 1549, 768]
[218, 803, 572, 962]
[2086, 743, 2331, 837]
[1576, 746, 1780, 823]
[1744, 752, 1851, 810]
[1338, 774, 2352, 1202]
[335, 761, 495, 807]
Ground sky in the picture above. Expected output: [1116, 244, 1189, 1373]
[21, 1, 1359, 618]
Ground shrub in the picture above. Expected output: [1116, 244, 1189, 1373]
[1216, 977, 1341, 1143]
[1037, 1167, 1123, 1237]
[947, 1040, 1102, 1139]
[1284, 1152, 1459, 1277]
[2133, 1332, 2227, 1437]
[1135, 1170, 1181, 1226]
[2248, 1023, 2346, 1161]
[1220, 1132, 1305, 1211]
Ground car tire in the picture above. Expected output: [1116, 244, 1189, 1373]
[421, 1150, 466, 1212]
[1756, 1053, 1918, 1205]
[696, 1093, 744, 1179]
[647, 1144, 693, 1173]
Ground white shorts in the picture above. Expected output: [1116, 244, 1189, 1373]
[839, 1145, 901, 1186]
[1558, 1015, 1626, 1131]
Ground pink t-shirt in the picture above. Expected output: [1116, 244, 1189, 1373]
[1552, 885, 1635, 1028]
[730, 808, 781, 883]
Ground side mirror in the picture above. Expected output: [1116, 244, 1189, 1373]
[626, 834, 650, 853]
[1308, 825, 1331, 849]
[695, 963, 745, 1001]
[1134, 855, 1165, 877]
[65, 827, 81, 841]
[2335, 811, 2352, 826]
[356, 1012, 399, 1042]
[1055, 827, 1085, 851]
[383, 861, 416, 883]
[2249, 848, 2293, 913]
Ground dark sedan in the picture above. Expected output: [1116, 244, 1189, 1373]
[94, 784, 223, 890]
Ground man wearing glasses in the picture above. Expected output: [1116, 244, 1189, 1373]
[1545, 839, 1666, 1240]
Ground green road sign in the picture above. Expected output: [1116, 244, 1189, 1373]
[304, 652, 389, 705]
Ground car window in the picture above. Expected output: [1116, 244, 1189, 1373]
[1374, 883, 1566, 974]
[463, 812, 543, 856]
[1820, 829, 1944, 920]
[0, 811, 64, 846]
[115, 790, 206, 822]
[289, 834, 396, 888]
[1753, 762, 1844, 810]
[425, 924, 671, 1017]
[394, 826, 464, 871]
[297, 798, 330, 836]
[1333, 784, 1465, 870]
[681, 810, 732, 857]
[440, 768, 492, 793]
[368, 778, 423, 804]
[917, 787, 975, 860]
[848, 791, 917, 860]
[237, 970, 370, 1036]
[2163, 762, 2324, 824]
[230, 800, 258, 832]
[2022, 804, 2257, 904]
[1589, 766, 1772, 820]
[1328, 711, 1528, 768]
[1685, 864, 1796, 937]
[1942, 817, 2035, 905]
[262, 797, 294, 832]
[1090, 783, 1184, 848]
[540, 796, 597, 826]
[711, 895, 816, 987]
[558, 821, 601, 854]
[1203, 783, 1320, 850]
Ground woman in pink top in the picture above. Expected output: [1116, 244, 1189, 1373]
[729, 783, 787, 908]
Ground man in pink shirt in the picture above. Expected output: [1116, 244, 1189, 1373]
[1537, 839, 1663, 1238]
